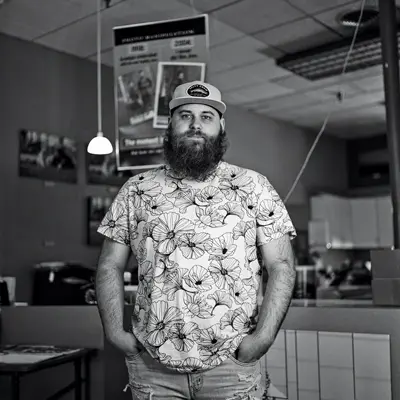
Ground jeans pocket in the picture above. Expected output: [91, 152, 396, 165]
[125, 346, 146, 361]
[227, 352, 259, 367]
[127, 381, 153, 400]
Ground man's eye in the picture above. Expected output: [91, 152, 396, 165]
[181, 114, 191, 119]
[202, 115, 211, 120]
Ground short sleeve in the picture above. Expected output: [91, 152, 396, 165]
[255, 176, 297, 246]
[97, 181, 133, 246]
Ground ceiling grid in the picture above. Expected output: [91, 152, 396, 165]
[0, 0, 395, 138]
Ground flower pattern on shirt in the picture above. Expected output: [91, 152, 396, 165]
[97, 162, 296, 373]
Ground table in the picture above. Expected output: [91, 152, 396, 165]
[0, 345, 96, 400]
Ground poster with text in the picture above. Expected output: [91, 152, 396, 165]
[19, 129, 78, 183]
[113, 14, 209, 170]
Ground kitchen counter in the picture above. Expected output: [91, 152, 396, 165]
[291, 298, 375, 307]
[1, 298, 399, 399]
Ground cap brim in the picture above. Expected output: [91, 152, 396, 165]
[169, 97, 226, 115]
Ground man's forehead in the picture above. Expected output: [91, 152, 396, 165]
[176, 104, 217, 114]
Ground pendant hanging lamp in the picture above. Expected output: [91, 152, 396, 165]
[87, 0, 113, 155]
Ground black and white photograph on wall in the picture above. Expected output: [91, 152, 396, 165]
[18, 129, 78, 183]
[153, 62, 206, 129]
[86, 148, 144, 187]
[87, 196, 113, 246]
[116, 65, 156, 127]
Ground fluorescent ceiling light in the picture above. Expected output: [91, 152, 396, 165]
[276, 25, 398, 81]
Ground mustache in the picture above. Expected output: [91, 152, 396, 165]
[185, 129, 204, 137]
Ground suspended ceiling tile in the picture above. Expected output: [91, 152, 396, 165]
[300, 88, 337, 101]
[208, 17, 245, 48]
[89, 49, 114, 67]
[210, 60, 291, 92]
[102, 1, 176, 29]
[272, 73, 362, 97]
[207, 58, 233, 74]
[272, 109, 332, 127]
[259, 110, 299, 122]
[258, 45, 287, 59]
[212, 0, 304, 34]
[271, 74, 317, 91]
[231, 81, 294, 103]
[208, 70, 261, 92]
[254, 90, 331, 113]
[315, 82, 362, 98]
[336, 90, 384, 109]
[284, 64, 384, 89]
[144, 0, 193, 14]
[288, 90, 381, 118]
[239, 59, 291, 80]
[314, 2, 366, 37]
[0, 19, 45, 41]
[254, 17, 340, 53]
[210, 36, 267, 66]
[295, 98, 344, 115]
[222, 91, 253, 105]
[0, 0, 96, 40]
[37, 2, 172, 58]
[342, 64, 383, 81]
[286, 0, 359, 16]
[177, 0, 241, 12]
[36, 14, 100, 57]
[351, 75, 384, 92]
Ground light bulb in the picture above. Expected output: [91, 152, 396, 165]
[87, 132, 113, 155]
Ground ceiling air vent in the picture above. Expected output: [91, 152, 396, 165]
[276, 22, 400, 81]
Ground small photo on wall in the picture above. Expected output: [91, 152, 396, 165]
[153, 62, 206, 129]
[87, 196, 113, 246]
[19, 129, 78, 183]
[116, 65, 156, 127]
[86, 148, 142, 187]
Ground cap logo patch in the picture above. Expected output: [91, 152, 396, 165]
[187, 84, 209, 98]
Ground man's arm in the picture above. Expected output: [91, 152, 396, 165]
[253, 233, 296, 352]
[95, 237, 130, 342]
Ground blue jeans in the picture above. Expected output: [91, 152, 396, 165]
[123, 348, 270, 400]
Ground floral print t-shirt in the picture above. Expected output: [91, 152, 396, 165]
[97, 161, 296, 373]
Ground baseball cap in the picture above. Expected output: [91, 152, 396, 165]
[169, 81, 227, 115]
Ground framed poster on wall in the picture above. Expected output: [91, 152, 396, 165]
[19, 129, 78, 183]
[153, 61, 206, 129]
[113, 14, 209, 171]
[86, 196, 113, 246]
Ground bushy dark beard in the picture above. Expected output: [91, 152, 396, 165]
[163, 125, 229, 181]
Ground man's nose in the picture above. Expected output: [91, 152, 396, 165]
[189, 117, 202, 130]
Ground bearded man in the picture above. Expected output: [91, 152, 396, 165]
[96, 81, 297, 400]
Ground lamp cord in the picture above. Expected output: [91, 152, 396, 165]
[283, 0, 366, 204]
[97, 0, 102, 134]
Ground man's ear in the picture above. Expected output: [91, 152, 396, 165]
[220, 117, 226, 131]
